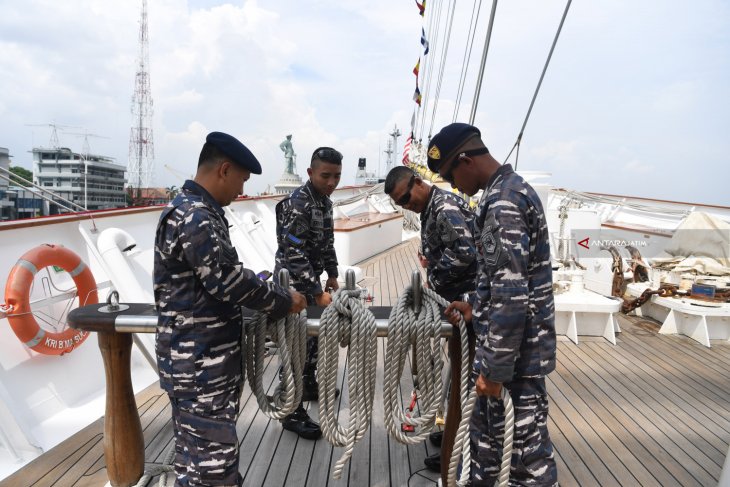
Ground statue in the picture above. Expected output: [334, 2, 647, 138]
[279, 134, 296, 174]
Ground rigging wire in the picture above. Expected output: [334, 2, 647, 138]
[427, 0, 458, 138]
[453, 0, 483, 122]
[506, 0, 572, 169]
[418, 0, 444, 141]
[469, 0, 498, 124]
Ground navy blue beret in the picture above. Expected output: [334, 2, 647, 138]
[427, 123, 481, 172]
[206, 131, 262, 175]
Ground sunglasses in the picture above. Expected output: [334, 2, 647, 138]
[396, 175, 416, 206]
[441, 147, 489, 184]
[312, 148, 343, 163]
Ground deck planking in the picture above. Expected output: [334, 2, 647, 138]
[2, 237, 729, 487]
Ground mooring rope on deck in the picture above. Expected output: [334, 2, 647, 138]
[133, 443, 175, 487]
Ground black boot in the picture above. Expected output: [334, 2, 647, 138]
[301, 366, 339, 401]
[301, 366, 320, 401]
[281, 404, 322, 440]
[429, 430, 443, 447]
[424, 453, 441, 473]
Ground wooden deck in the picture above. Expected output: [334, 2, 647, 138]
[3, 237, 729, 487]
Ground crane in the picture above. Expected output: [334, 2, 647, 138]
[163, 164, 193, 184]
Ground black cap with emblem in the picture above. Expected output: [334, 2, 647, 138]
[205, 131, 262, 175]
[427, 123, 482, 173]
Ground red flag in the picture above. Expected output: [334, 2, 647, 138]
[415, 0, 426, 16]
[413, 58, 420, 78]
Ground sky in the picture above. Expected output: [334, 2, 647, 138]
[0, 0, 728, 205]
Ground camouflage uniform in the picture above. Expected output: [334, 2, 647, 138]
[469, 164, 558, 486]
[420, 186, 477, 302]
[274, 180, 338, 300]
[274, 180, 338, 370]
[155, 180, 292, 486]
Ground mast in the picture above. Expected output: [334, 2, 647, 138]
[384, 125, 402, 174]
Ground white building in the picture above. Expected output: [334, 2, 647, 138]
[32, 147, 127, 211]
[0, 148, 13, 219]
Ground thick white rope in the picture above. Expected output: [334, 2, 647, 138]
[495, 386, 515, 487]
[383, 285, 443, 443]
[132, 442, 175, 487]
[318, 288, 378, 479]
[243, 310, 307, 419]
[381, 285, 477, 487]
[236, 284, 513, 487]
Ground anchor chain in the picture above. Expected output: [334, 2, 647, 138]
[621, 284, 679, 314]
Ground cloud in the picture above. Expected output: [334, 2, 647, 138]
[622, 158, 654, 175]
[531, 140, 580, 165]
[651, 80, 701, 114]
[0, 0, 727, 206]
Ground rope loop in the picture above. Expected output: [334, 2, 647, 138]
[318, 288, 378, 479]
[243, 310, 307, 419]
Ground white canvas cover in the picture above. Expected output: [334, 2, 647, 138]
[663, 211, 730, 268]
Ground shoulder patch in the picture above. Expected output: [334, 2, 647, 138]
[293, 218, 309, 237]
[436, 212, 459, 243]
[481, 214, 509, 268]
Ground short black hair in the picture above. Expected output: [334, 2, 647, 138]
[311, 147, 343, 167]
[198, 142, 227, 167]
[384, 166, 416, 195]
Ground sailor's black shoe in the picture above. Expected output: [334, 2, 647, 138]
[302, 376, 339, 401]
[424, 452, 441, 473]
[281, 408, 322, 440]
[429, 430, 443, 447]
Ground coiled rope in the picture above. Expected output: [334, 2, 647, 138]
[382, 283, 476, 487]
[133, 444, 175, 487]
[317, 288, 378, 479]
[236, 269, 513, 487]
[244, 309, 307, 419]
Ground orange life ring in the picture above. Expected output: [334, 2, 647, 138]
[4, 244, 97, 355]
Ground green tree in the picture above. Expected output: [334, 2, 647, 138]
[165, 185, 178, 200]
[9, 166, 33, 187]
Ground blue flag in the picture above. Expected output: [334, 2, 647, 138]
[413, 86, 422, 106]
[421, 28, 429, 55]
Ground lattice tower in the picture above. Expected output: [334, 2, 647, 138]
[128, 0, 155, 190]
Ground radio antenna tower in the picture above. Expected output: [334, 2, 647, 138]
[128, 0, 154, 193]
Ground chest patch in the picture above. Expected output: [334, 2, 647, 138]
[311, 208, 324, 228]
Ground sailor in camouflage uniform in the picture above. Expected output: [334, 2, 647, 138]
[384, 165, 477, 302]
[154, 132, 307, 487]
[431, 123, 558, 486]
[273, 146, 343, 439]
[385, 165, 478, 474]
